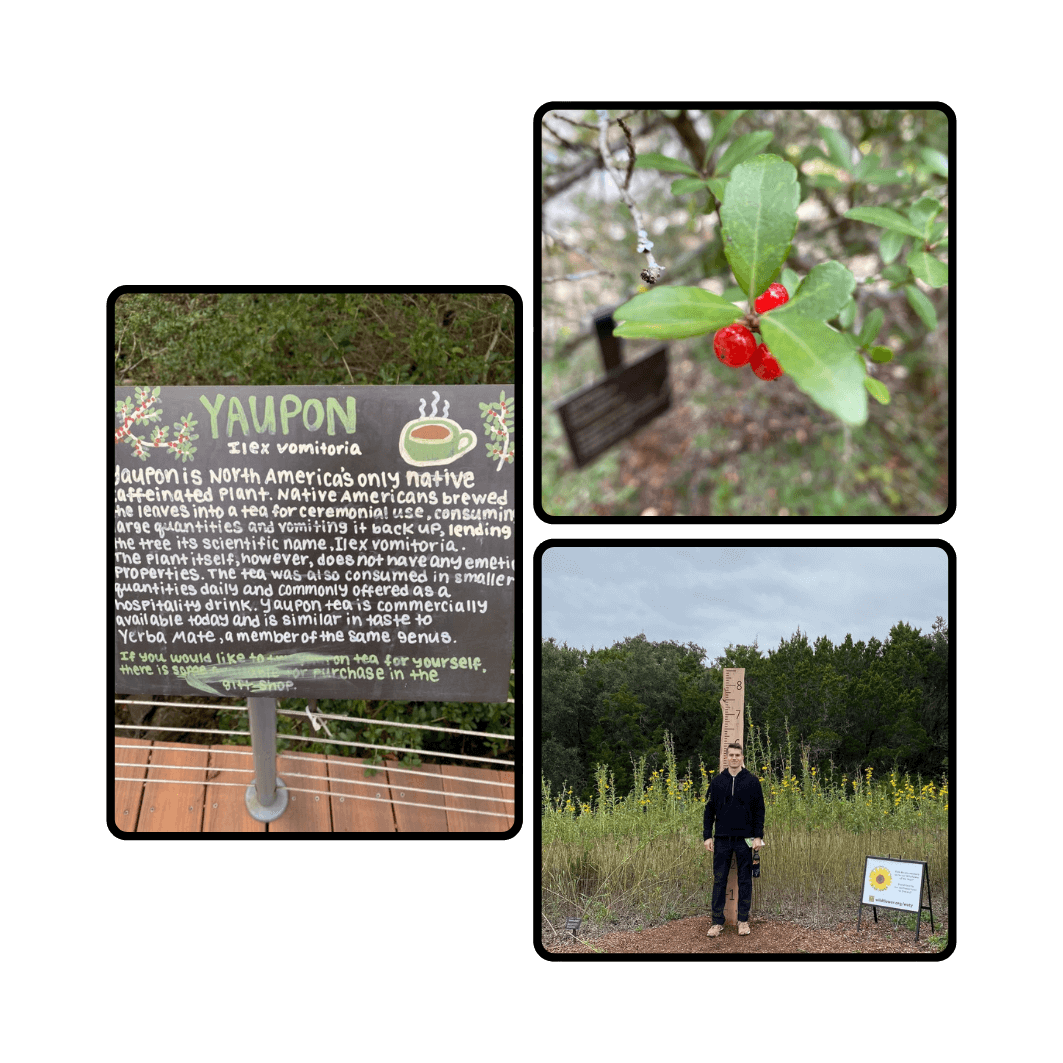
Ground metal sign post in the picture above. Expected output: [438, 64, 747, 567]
[244, 697, 289, 822]
[720, 668, 745, 926]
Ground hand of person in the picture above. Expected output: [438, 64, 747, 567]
[704, 838, 714, 853]
[752, 837, 764, 850]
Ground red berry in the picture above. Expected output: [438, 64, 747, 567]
[713, 325, 756, 368]
[754, 282, 789, 314]
[751, 342, 784, 381]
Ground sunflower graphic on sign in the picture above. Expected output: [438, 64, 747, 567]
[869, 865, 892, 891]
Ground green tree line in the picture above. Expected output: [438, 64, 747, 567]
[540, 619, 948, 800]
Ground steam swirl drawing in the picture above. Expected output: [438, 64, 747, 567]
[399, 390, 477, 467]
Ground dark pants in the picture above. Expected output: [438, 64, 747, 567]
[711, 835, 752, 924]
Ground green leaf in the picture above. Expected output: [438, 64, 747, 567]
[714, 130, 774, 177]
[818, 124, 854, 171]
[878, 228, 906, 264]
[857, 308, 884, 348]
[908, 196, 943, 237]
[759, 313, 869, 426]
[721, 286, 747, 304]
[863, 167, 908, 185]
[612, 286, 744, 339]
[929, 220, 948, 244]
[844, 206, 925, 239]
[838, 298, 856, 328]
[882, 263, 910, 284]
[671, 176, 712, 195]
[705, 177, 731, 201]
[920, 147, 949, 177]
[780, 268, 800, 297]
[906, 250, 949, 288]
[870, 346, 893, 363]
[905, 284, 938, 330]
[634, 152, 699, 176]
[703, 110, 748, 169]
[864, 376, 891, 405]
[772, 261, 856, 321]
[720, 154, 800, 299]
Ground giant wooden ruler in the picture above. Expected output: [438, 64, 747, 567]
[720, 667, 746, 926]
[719, 668, 745, 772]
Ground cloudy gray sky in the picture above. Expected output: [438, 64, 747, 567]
[540, 543, 949, 663]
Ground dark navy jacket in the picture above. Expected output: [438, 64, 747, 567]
[703, 767, 765, 840]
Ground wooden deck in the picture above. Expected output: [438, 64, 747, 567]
[113, 738, 516, 834]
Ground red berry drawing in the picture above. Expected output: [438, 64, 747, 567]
[751, 342, 784, 381]
[713, 325, 756, 368]
[754, 282, 789, 314]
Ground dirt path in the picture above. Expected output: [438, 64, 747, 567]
[542, 914, 947, 956]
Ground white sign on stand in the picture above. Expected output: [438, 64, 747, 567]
[857, 854, 936, 941]
[861, 856, 926, 911]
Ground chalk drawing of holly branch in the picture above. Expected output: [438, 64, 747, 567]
[479, 390, 515, 471]
[114, 385, 198, 462]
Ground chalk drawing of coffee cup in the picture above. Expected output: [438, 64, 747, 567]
[399, 417, 477, 466]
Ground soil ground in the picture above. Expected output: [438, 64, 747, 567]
[544, 909, 943, 960]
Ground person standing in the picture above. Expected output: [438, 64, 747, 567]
[703, 740, 765, 937]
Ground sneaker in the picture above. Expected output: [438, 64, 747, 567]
[706, 923, 724, 938]
[738, 921, 750, 935]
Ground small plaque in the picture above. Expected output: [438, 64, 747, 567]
[564, 916, 582, 932]
[554, 344, 670, 468]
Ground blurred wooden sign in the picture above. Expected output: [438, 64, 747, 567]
[553, 309, 671, 468]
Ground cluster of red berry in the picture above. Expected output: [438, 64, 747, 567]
[713, 283, 788, 380]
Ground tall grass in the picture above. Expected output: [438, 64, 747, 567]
[541, 730, 949, 934]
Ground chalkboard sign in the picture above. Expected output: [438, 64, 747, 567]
[113, 385, 516, 702]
